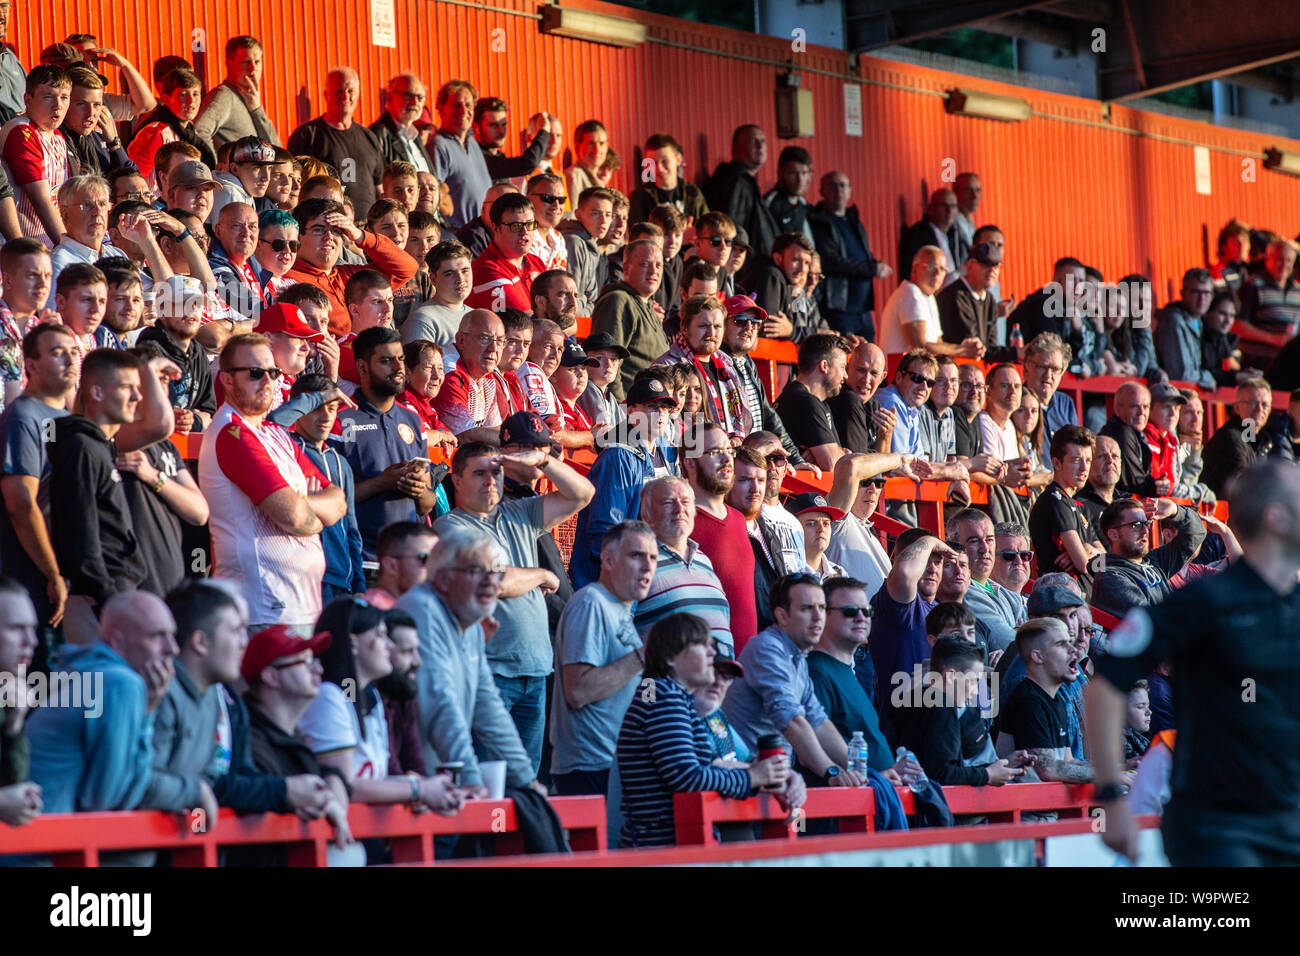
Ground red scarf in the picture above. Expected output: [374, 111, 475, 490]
[672, 333, 748, 436]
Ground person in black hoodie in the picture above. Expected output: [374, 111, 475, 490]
[50, 349, 154, 644]
[136, 274, 217, 433]
[897, 636, 1029, 788]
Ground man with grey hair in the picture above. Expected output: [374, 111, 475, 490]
[551, 519, 657, 797]
[1021, 331, 1079, 464]
[990, 521, 1033, 597]
[287, 67, 384, 220]
[370, 72, 435, 172]
[395, 526, 547, 796]
[948, 507, 1024, 654]
[48, 174, 127, 304]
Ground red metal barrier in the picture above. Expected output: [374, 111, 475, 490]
[1, 795, 606, 866]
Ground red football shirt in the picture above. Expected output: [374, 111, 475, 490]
[466, 244, 545, 313]
[690, 504, 759, 652]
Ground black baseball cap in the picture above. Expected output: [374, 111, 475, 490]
[968, 241, 1002, 267]
[560, 338, 599, 368]
[582, 331, 630, 359]
[499, 410, 550, 446]
[625, 377, 677, 408]
[785, 492, 846, 522]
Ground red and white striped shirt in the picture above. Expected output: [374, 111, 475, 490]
[1, 117, 71, 247]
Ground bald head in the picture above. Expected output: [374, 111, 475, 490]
[847, 340, 887, 400]
[455, 308, 505, 377]
[481, 182, 520, 223]
[100, 590, 179, 679]
[911, 246, 948, 296]
[927, 188, 958, 231]
[1114, 382, 1151, 431]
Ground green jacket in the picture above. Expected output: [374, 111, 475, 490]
[591, 281, 671, 400]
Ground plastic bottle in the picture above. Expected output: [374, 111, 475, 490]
[846, 731, 869, 785]
[896, 746, 929, 793]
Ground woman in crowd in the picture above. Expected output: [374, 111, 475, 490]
[1010, 389, 1053, 501]
[253, 208, 301, 303]
[616, 613, 792, 847]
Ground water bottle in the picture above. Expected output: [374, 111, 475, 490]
[1009, 323, 1024, 351]
[846, 732, 870, 786]
[896, 746, 929, 793]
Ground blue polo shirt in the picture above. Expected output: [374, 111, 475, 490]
[875, 385, 925, 456]
[334, 393, 429, 559]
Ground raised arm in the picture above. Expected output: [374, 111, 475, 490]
[885, 535, 952, 604]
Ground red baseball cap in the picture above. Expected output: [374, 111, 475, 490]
[241, 624, 332, 685]
[724, 294, 769, 324]
[256, 302, 326, 342]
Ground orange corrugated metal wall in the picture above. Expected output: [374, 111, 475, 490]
[12, 0, 1300, 304]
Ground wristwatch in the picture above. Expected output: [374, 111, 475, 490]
[1093, 782, 1128, 803]
[151, 472, 169, 494]
[175, 227, 194, 244]
[823, 766, 840, 785]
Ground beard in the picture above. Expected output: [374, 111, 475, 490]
[733, 496, 763, 521]
[375, 668, 418, 701]
[695, 468, 733, 497]
[371, 375, 404, 399]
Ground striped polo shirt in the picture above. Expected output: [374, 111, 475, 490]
[633, 539, 733, 653]
[1240, 274, 1300, 334]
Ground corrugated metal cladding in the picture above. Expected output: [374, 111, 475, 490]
[13, 0, 1300, 302]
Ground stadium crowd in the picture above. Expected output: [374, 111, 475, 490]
[1, 20, 1299, 863]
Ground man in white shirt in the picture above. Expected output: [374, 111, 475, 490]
[878, 246, 983, 359]
[824, 451, 926, 598]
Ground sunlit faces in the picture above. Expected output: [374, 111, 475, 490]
[55, 280, 107, 336]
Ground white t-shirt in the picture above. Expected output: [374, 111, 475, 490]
[297, 682, 390, 780]
[826, 511, 891, 598]
[978, 410, 1020, 461]
[878, 280, 940, 355]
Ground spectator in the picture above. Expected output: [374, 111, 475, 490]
[1143, 385, 1187, 496]
[137, 274, 217, 432]
[25, 591, 196, 813]
[723, 572, 867, 787]
[396, 339, 456, 448]
[1201, 377, 1274, 498]
[209, 136, 277, 221]
[395, 526, 548, 795]
[1010, 390, 1054, 495]
[551, 520, 657, 796]
[1092, 497, 1206, 618]
[1237, 238, 1300, 334]
[681, 420, 759, 650]
[472, 97, 551, 181]
[1008, 258, 1088, 361]
[704, 124, 778, 265]
[269, 372, 365, 602]
[823, 451, 917, 598]
[200, 333, 346, 633]
[1099, 382, 1169, 498]
[634, 475, 733, 651]
[1263, 391, 1300, 462]
[630, 133, 708, 228]
[1154, 268, 1217, 389]
[755, 233, 827, 342]
[647, 204, 687, 314]
[576, 330, 627, 431]
[47, 174, 126, 305]
[727, 445, 787, 629]
[116, 346, 210, 597]
[618, 612, 789, 847]
[465, 192, 545, 313]
[1028, 424, 1104, 587]
[589, 239, 667, 399]
[207, 201, 267, 330]
[721, 294, 805, 460]
[808, 170, 889, 341]
[1022, 332, 1080, 464]
[953, 173, 981, 249]
[877, 350, 970, 494]
[370, 73, 435, 173]
[147, 139, 199, 200]
[763, 145, 814, 243]
[193, 36, 280, 149]
[0, 579, 40, 824]
[994, 618, 1093, 783]
[430, 308, 507, 443]
[251, 207, 299, 303]
[773, 332, 849, 471]
[990, 522, 1033, 598]
[897, 635, 1026, 787]
[1201, 291, 1258, 388]
[951, 362, 988, 466]
[52, 262, 107, 382]
[277, 283, 340, 381]
[0, 324, 75, 636]
[60, 67, 136, 179]
[530, 269, 580, 337]
[559, 186, 615, 314]
[284, 197, 417, 337]
[0, 239, 54, 403]
[689, 211, 739, 298]
[564, 119, 609, 202]
[869, 529, 952, 729]
[879, 246, 983, 358]
[788, 492, 848, 581]
[127, 68, 217, 176]
[286, 68, 383, 221]
[1077, 433, 1124, 523]
[402, 239, 471, 351]
[526, 171, 569, 271]
[364, 521, 438, 609]
[949, 508, 1023, 654]
[0, 1, 23, 123]
[238, 624, 357, 861]
[1123, 680, 1152, 763]
[1211, 218, 1251, 293]
[161, 159, 219, 228]
[108, 167, 151, 206]
[1172, 388, 1214, 499]
[3, 65, 74, 246]
[937, 241, 1016, 361]
[429, 80, 491, 230]
[298, 597, 463, 812]
[977, 362, 1035, 518]
[456, 181, 517, 259]
[899, 187, 965, 279]
[336, 326, 437, 558]
[827, 339, 887, 455]
[743, 431, 811, 571]
[376, 608, 429, 776]
[654, 293, 752, 438]
[437, 436, 593, 771]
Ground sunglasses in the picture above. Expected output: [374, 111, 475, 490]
[260, 237, 301, 253]
[730, 315, 763, 326]
[765, 453, 789, 466]
[860, 477, 888, 489]
[499, 220, 539, 234]
[1116, 519, 1152, 531]
[227, 366, 283, 380]
[533, 194, 565, 206]
[998, 549, 1033, 562]
[904, 370, 937, 388]
[703, 236, 734, 247]
[831, 605, 873, 619]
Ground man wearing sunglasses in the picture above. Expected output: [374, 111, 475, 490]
[1092, 496, 1205, 619]
[526, 171, 569, 271]
[991, 522, 1033, 596]
[465, 192, 545, 314]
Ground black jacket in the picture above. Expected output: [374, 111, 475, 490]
[935, 279, 1017, 362]
[1092, 505, 1206, 617]
[1201, 413, 1274, 497]
[898, 217, 966, 279]
[808, 202, 878, 314]
[50, 415, 146, 604]
[1266, 332, 1300, 392]
[754, 264, 827, 343]
[726, 348, 805, 465]
[897, 703, 994, 786]
[212, 687, 290, 813]
[1098, 415, 1159, 498]
[704, 160, 778, 259]
[369, 112, 436, 169]
[750, 515, 789, 634]
[1008, 288, 1086, 366]
[456, 218, 493, 259]
[63, 127, 138, 178]
[137, 325, 217, 418]
[478, 131, 551, 180]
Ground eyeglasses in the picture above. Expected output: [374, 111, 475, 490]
[904, 370, 936, 388]
[450, 566, 506, 583]
[765, 453, 789, 466]
[1028, 360, 1065, 376]
[403, 552, 432, 563]
[831, 605, 873, 619]
[533, 194, 565, 206]
[499, 220, 539, 234]
[226, 366, 283, 380]
[470, 334, 507, 348]
[260, 237, 300, 253]
[998, 549, 1033, 563]
[307, 225, 345, 238]
[701, 447, 735, 462]
[1116, 518, 1152, 531]
[961, 383, 987, 393]
[703, 236, 734, 247]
